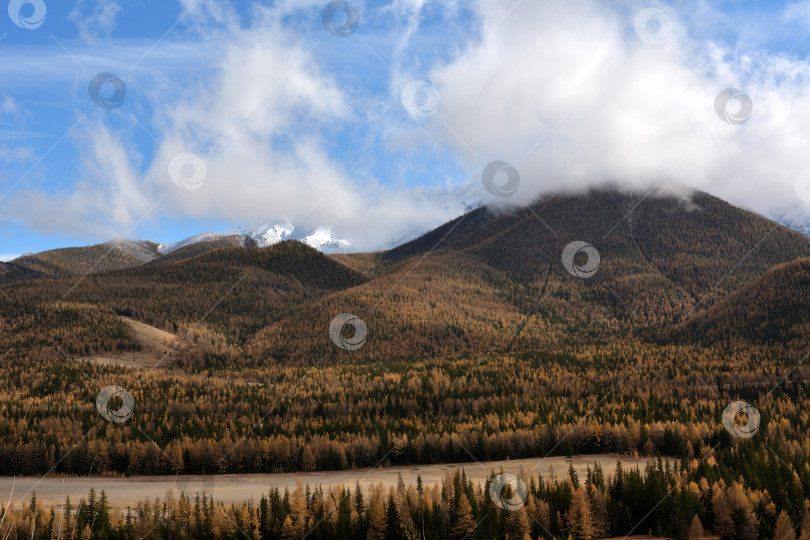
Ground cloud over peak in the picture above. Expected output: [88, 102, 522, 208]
[5, 0, 810, 251]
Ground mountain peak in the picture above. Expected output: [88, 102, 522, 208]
[232, 220, 350, 254]
[154, 221, 349, 256]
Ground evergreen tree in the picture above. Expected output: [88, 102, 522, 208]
[451, 495, 476, 539]
[383, 495, 406, 540]
[688, 515, 703, 540]
[775, 510, 796, 540]
[569, 465, 580, 490]
[800, 509, 810, 540]
[566, 488, 596, 540]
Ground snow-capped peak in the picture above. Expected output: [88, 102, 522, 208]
[303, 227, 350, 253]
[155, 221, 351, 256]
[236, 220, 294, 247]
[158, 232, 228, 254]
[233, 220, 350, 254]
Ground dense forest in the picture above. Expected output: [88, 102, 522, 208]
[3, 189, 810, 538]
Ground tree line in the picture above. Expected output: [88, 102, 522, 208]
[2, 459, 810, 539]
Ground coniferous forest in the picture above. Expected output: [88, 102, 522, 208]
[3, 191, 810, 538]
[2, 460, 810, 540]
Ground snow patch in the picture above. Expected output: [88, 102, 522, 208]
[777, 207, 810, 238]
[232, 220, 350, 254]
[158, 233, 228, 254]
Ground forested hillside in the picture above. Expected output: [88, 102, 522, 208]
[678, 257, 810, 347]
[3, 188, 810, 539]
[0, 241, 161, 283]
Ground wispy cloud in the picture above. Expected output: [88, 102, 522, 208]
[69, 0, 123, 41]
[6, 0, 810, 251]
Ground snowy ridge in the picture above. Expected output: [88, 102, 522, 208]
[106, 239, 162, 262]
[777, 207, 810, 239]
[155, 221, 351, 256]
[233, 220, 350, 254]
[112, 183, 483, 257]
[157, 232, 230, 254]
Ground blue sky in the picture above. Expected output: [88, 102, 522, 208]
[3, 0, 810, 259]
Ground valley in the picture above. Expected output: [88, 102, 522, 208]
[2, 188, 810, 538]
[7, 0, 809, 535]
[0, 454, 649, 508]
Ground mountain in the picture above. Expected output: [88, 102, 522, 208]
[4, 186, 809, 367]
[159, 221, 351, 255]
[7, 186, 810, 501]
[232, 220, 350, 253]
[0, 221, 351, 285]
[2, 185, 480, 277]
[0, 240, 161, 283]
[151, 235, 258, 265]
[0, 240, 367, 355]
[241, 188, 810, 364]
[157, 232, 241, 254]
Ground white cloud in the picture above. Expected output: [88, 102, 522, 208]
[10, 0, 810, 250]
[0, 145, 33, 163]
[427, 0, 810, 218]
[4, 123, 154, 238]
[132, 8, 471, 251]
[69, 0, 123, 41]
[782, 1, 810, 27]
[0, 95, 19, 114]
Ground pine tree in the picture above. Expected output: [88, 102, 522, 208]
[800, 509, 810, 540]
[280, 515, 296, 540]
[726, 483, 757, 540]
[505, 505, 531, 540]
[384, 495, 406, 540]
[451, 495, 476, 539]
[711, 486, 734, 539]
[97, 490, 111, 535]
[288, 485, 307, 538]
[588, 486, 608, 538]
[355, 482, 365, 514]
[775, 511, 796, 540]
[566, 488, 596, 540]
[259, 495, 268, 540]
[535, 498, 552, 533]
[569, 465, 580, 490]
[125, 506, 134, 540]
[688, 515, 703, 540]
[396, 474, 405, 495]
[336, 489, 353, 540]
[366, 489, 385, 540]
[87, 488, 97, 528]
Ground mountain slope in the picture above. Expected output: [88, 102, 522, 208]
[246, 188, 810, 364]
[0, 223, 350, 286]
[677, 256, 810, 348]
[151, 235, 258, 265]
[4, 187, 809, 367]
[1, 241, 368, 358]
[0, 241, 161, 283]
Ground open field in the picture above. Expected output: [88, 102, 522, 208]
[82, 317, 177, 368]
[0, 453, 651, 509]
